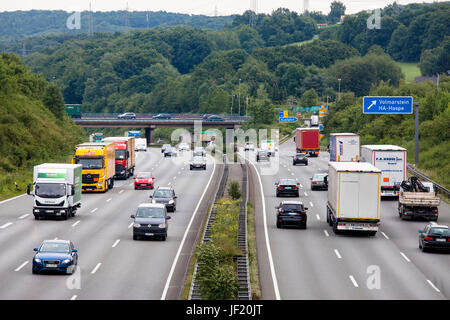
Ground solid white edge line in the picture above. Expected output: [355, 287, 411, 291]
[349, 275, 359, 287]
[334, 249, 342, 259]
[15, 261, 29, 272]
[248, 159, 281, 300]
[161, 155, 216, 300]
[400, 252, 411, 262]
[0, 193, 26, 205]
[91, 263, 102, 274]
[426, 279, 441, 293]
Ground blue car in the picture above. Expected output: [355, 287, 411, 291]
[32, 240, 78, 274]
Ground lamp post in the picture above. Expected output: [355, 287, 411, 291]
[238, 78, 241, 116]
[338, 78, 341, 100]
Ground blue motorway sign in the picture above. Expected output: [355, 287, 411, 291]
[279, 111, 298, 123]
[363, 96, 413, 114]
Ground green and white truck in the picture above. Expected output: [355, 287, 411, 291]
[27, 164, 82, 220]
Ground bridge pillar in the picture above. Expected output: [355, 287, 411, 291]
[145, 127, 155, 144]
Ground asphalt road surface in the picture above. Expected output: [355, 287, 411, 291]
[0, 147, 215, 300]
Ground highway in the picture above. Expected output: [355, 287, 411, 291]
[0, 147, 215, 300]
[245, 138, 450, 300]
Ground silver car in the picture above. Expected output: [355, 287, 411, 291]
[310, 173, 328, 190]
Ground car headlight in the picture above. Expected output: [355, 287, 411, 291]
[169, 200, 174, 204]
[62, 259, 71, 264]
[152, 199, 156, 204]
[134, 223, 141, 227]
[158, 223, 166, 228]
[34, 258, 41, 263]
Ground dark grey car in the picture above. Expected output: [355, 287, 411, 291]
[131, 203, 171, 241]
[256, 151, 269, 161]
[418, 222, 450, 252]
[190, 156, 206, 170]
[150, 187, 177, 212]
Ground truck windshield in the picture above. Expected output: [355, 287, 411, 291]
[115, 150, 126, 160]
[35, 183, 66, 198]
[76, 157, 103, 169]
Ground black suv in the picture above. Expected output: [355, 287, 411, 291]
[275, 201, 308, 229]
[418, 222, 450, 252]
[275, 179, 300, 197]
[293, 154, 308, 166]
[150, 187, 177, 212]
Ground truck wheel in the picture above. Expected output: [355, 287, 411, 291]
[332, 221, 339, 234]
[62, 212, 68, 220]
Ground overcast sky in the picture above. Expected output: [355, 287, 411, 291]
[0, 1, 446, 16]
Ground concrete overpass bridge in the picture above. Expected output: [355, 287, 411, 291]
[73, 114, 250, 143]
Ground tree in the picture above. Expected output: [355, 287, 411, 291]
[328, 1, 346, 25]
[419, 38, 450, 76]
[300, 88, 319, 106]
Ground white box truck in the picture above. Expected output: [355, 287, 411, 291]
[329, 133, 360, 162]
[135, 138, 147, 152]
[361, 145, 406, 197]
[27, 164, 82, 220]
[326, 162, 381, 235]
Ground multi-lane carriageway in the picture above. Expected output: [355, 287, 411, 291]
[0, 148, 217, 300]
[0, 141, 449, 300]
[245, 138, 450, 300]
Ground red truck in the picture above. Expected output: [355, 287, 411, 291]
[102, 137, 136, 179]
[295, 128, 320, 157]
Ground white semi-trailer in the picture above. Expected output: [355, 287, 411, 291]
[329, 133, 360, 162]
[326, 162, 381, 236]
[27, 164, 82, 220]
[361, 145, 406, 197]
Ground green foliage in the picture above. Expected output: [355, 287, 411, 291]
[0, 53, 85, 198]
[328, 1, 346, 25]
[419, 37, 450, 76]
[227, 181, 241, 200]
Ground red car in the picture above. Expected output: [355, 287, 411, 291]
[134, 172, 155, 190]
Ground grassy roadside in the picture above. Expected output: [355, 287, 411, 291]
[0, 153, 76, 201]
[246, 202, 261, 299]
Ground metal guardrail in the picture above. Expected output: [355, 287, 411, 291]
[406, 163, 450, 197]
[79, 113, 251, 121]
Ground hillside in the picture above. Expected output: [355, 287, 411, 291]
[0, 53, 85, 200]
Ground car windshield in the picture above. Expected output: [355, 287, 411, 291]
[193, 157, 204, 162]
[279, 179, 296, 185]
[296, 154, 305, 158]
[429, 228, 450, 237]
[313, 174, 327, 180]
[136, 207, 165, 218]
[282, 204, 303, 211]
[136, 173, 151, 179]
[115, 150, 126, 160]
[40, 243, 70, 253]
[153, 190, 173, 198]
[35, 183, 66, 198]
[76, 157, 103, 169]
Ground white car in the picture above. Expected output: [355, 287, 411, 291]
[178, 143, 190, 152]
[244, 143, 255, 151]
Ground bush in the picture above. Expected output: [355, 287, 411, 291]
[227, 181, 241, 200]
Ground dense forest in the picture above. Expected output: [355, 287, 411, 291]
[0, 53, 85, 199]
[0, 1, 449, 193]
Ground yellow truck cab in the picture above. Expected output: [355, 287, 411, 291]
[73, 142, 116, 192]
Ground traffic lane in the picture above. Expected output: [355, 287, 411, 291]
[74, 156, 215, 299]
[380, 200, 450, 298]
[0, 148, 161, 247]
[256, 155, 445, 299]
[0, 148, 172, 299]
[253, 158, 360, 299]
[0, 147, 160, 224]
